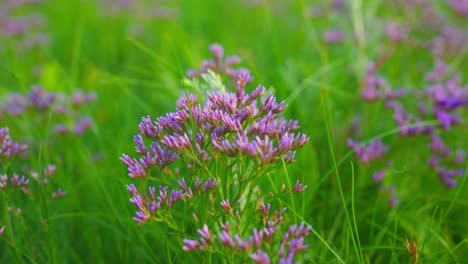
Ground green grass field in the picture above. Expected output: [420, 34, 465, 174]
[1, 0, 467, 263]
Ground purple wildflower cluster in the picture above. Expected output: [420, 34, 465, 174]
[126, 177, 218, 224]
[0, 86, 96, 137]
[121, 71, 308, 179]
[122, 44, 311, 261]
[347, 139, 388, 164]
[446, 0, 468, 16]
[183, 205, 311, 264]
[0, 0, 48, 53]
[1, 127, 65, 237]
[348, 0, 467, 206]
[386, 0, 467, 59]
[1, 128, 63, 196]
[0, 127, 28, 159]
[187, 44, 250, 82]
[355, 60, 467, 190]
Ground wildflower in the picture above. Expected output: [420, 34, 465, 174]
[0, 225, 4, 236]
[250, 250, 271, 264]
[426, 60, 448, 83]
[0, 87, 96, 138]
[324, 30, 345, 44]
[122, 72, 308, 177]
[0, 127, 28, 159]
[220, 199, 233, 215]
[182, 239, 200, 252]
[446, 0, 468, 16]
[126, 178, 217, 224]
[385, 21, 408, 43]
[187, 44, 250, 81]
[347, 139, 388, 164]
[292, 180, 307, 193]
[219, 230, 235, 248]
[51, 188, 67, 199]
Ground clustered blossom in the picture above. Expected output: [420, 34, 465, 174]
[182, 205, 311, 263]
[356, 60, 467, 190]
[0, 86, 96, 137]
[186, 44, 250, 81]
[1, 126, 66, 238]
[0, 127, 28, 159]
[121, 72, 309, 180]
[347, 139, 388, 164]
[123, 44, 311, 262]
[0, 0, 48, 53]
[323, 30, 345, 44]
[428, 135, 465, 188]
[446, 0, 468, 17]
[385, 21, 408, 43]
[127, 177, 218, 224]
[31, 164, 56, 185]
[348, 0, 468, 204]
[1, 173, 29, 192]
[388, 0, 467, 58]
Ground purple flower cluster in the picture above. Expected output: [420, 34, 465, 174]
[123, 44, 311, 262]
[187, 44, 250, 81]
[356, 60, 467, 189]
[1, 126, 66, 238]
[446, 0, 468, 17]
[183, 205, 311, 264]
[0, 127, 28, 159]
[384, 21, 408, 43]
[347, 139, 388, 164]
[323, 30, 345, 44]
[121, 72, 308, 180]
[0, 86, 96, 137]
[126, 177, 218, 224]
[0, 173, 29, 192]
[347, 0, 467, 203]
[348, 3, 467, 202]
[387, 0, 467, 58]
[428, 135, 465, 188]
[0, 0, 48, 53]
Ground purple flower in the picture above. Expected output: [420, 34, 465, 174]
[250, 250, 271, 264]
[182, 239, 200, 252]
[0, 127, 28, 159]
[434, 109, 460, 130]
[372, 170, 386, 183]
[51, 188, 67, 199]
[187, 44, 250, 81]
[197, 224, 213, 248]
[446, 0, 468, 16]
[220, 199, 233, 215]
[219, 230, 235, 248]
[324, 30, 345, 44]
[385, 21, 408, 43]
[292, 180, 307, 193]
[74, 117, 92, 136]
[426, 60, 448, 83]
[348, 139, 388, 164]
[168, 190, 184, 208]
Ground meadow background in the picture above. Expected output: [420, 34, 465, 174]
[1, 0, 467, 263]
